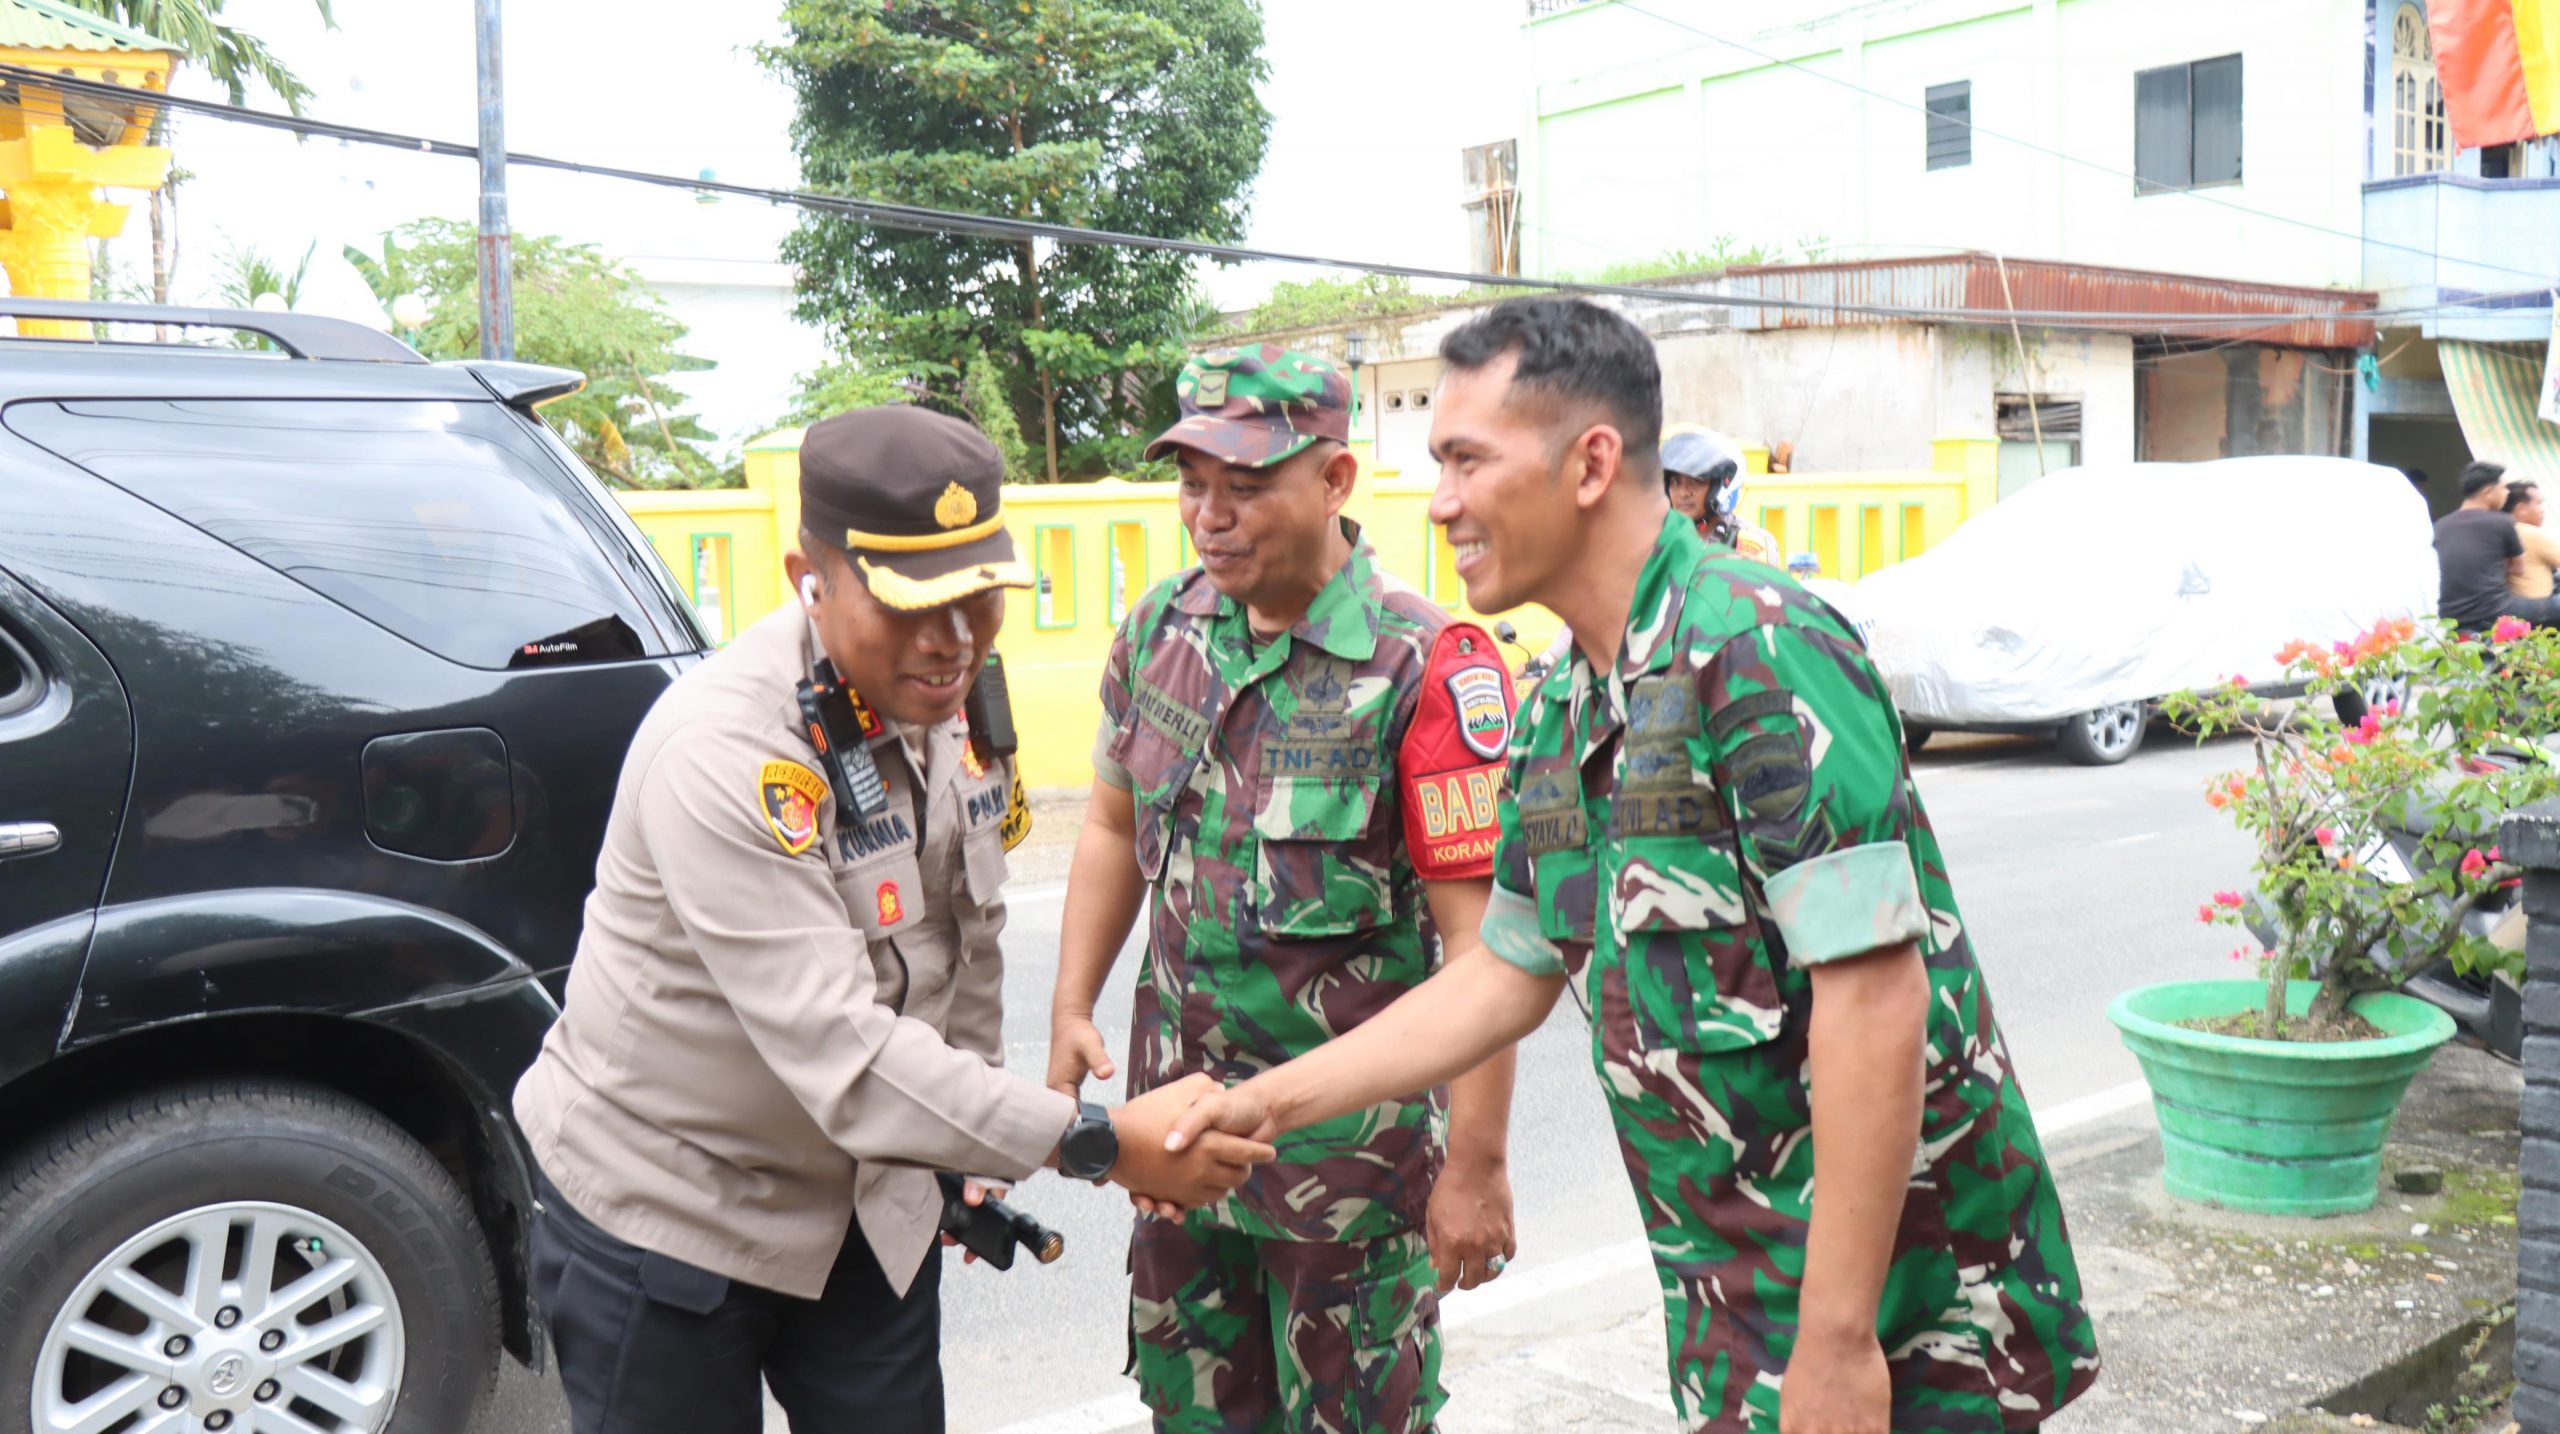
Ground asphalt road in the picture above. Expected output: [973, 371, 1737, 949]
[473, 724, 2262, 1433]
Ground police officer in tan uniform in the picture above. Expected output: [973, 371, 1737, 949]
[514, 405, 1272, 1434]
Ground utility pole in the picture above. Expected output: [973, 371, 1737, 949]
[473, 0, 514, 360]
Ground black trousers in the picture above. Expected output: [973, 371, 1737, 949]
[530, 1176, 943, 1434]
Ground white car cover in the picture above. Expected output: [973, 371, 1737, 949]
[1842, 457, 2439, 726]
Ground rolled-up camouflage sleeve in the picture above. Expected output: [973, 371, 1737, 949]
[1090, 612, 1141, 790]
[1700, 624, 1926, 967]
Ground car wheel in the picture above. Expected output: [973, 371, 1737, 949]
[1903, 723, 1933, 754]
[2056, 702, 2148, 766]
[0, 1079, 499, 1434]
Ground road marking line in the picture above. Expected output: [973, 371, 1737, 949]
[2034, 1078, 2154, 1137]
[1008, 881, 1069, 907]
[2098, 831, 2162, 849]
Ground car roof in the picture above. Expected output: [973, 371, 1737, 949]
[0, 341, 499, 406]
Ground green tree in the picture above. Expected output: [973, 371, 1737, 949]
[349, 219, 720, 489]
[766, 0, 1270, 481]
[66, 0, 341, 307]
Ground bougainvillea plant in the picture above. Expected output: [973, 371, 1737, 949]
[2161, 615, 2560, 1038]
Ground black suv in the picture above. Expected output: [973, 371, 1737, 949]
[0, 299, 707, 1433]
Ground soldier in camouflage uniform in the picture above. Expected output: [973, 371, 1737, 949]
[1168, 301, 2098, 1434]
[1048, 347, 1524, 1434]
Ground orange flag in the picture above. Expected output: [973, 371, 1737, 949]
[2431, 0, 2560, 148]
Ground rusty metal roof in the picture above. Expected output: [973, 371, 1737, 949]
[0, 0, 177, 55]
[1723, 253, 2377, 349]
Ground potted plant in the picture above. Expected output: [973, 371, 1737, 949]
[2117, 615, 2555, 1216]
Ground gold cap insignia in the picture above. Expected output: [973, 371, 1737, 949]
[934, 481, 979, 530]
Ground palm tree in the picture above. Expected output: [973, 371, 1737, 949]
[59, 0, 340, 307]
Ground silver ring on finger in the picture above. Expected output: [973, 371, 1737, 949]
[1485, 1254, 1508, 1276]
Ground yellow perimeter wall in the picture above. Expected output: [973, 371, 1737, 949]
[619, 431, 2000, 791]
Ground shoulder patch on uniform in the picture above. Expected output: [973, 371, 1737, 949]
[1448, 666, 1509, 760]
[759, 759, 827, 856]
[1000, 766, 1032, 852]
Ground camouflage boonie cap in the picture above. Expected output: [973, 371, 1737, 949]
[1144, 344, 1352, 467]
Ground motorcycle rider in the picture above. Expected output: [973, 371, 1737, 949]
[1662, 423, 1778, 565]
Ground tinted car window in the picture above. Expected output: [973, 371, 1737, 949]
[9, 399, 666, 669]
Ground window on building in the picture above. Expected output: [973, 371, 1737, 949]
[1926, 81, 1972, 170]
[2135, 55, 2243, 193]
[1461, 140, 1522, 277]
[2392, 5, 2452, 177]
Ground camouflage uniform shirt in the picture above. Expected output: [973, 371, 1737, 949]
[1479, 510, 2099, 1431]
[1096, 521, 1513, 1242]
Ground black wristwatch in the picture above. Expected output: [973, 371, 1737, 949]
[1057, 1099, 1118, 1181]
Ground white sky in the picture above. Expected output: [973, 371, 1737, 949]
[147, 0, 1523, 318]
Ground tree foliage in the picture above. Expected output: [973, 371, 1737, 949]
[67, 0, 336, 113]
[348, 220, 718, 489]
[766, 0, 1269, 480]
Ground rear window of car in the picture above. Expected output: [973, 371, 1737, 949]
[8, 398, 671, 670]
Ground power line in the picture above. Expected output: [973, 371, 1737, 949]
[1610, 0, 2559, 289]
[2, 63, 2539, 334]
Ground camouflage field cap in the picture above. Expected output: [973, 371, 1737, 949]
[1143, 345, 1352, 468]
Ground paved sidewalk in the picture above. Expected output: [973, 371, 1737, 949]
[1409, 1043, 2525, 1434]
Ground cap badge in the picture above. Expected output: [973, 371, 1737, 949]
[934, 481, 979, 531]
[1194, 370, 1229, 409]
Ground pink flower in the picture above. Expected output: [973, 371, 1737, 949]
[2492, 614, 2533, 644]
[2460, 848, 2489, 877]
[2490, 846, 2503, 863]
[2214, 890, 2246, 908]
[2383, 700, 2403, 718]
[2197, 904, 2216, 923]
[2343, 713, 2382, 746]
[2229, 674, 2249, 690]
[2314, 826, 2339, 847]
[2333, 641, 2353, 656]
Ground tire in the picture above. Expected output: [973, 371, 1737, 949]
[2055, 702, 2148, 766]
[0, 1079, 499, 1434]
[1903, 723, 1933, 754]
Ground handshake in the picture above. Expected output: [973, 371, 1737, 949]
[1044, 1012, 1284, 1216]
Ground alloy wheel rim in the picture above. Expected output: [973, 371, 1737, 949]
[2087, 703, 2142, 754]
[33, 1200, 404, 1434]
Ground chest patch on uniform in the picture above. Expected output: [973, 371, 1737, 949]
[1266, 734, 1378, 776]
[876, 880, 905, 926]
[1446, 666, 1512, 760]
[758, 760, 827, 856]
[1515, 773, 1589, 855]
[1609, 788, 1715, 836]
[1133, 676, 1212, 753]
[837, 809, 915, 863]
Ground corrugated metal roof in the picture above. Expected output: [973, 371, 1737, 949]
[0, 0, 178, 55]
[1725, 253, 2377, 349]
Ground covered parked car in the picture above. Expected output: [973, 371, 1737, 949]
[1843, 456, 2437, 765]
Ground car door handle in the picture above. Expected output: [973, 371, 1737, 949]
[0, 822, 61, 858]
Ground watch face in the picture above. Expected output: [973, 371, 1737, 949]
[1062, 1115, 1117, 1180]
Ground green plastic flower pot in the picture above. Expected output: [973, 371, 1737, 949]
[2107, 979, 2456, 1216]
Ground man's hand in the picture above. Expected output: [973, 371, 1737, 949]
[1424, 1157, 1514, 1292]
[1108, 1074, 1273, 1208]
[937, 1180, 1007, 1266]
[1047, 1013, 1116, 1098]
[1163, 1075, 1279, 1152]
[1778, 1325, 1891, 1434]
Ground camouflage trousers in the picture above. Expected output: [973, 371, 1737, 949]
[1129, 1218, 1444, 1434]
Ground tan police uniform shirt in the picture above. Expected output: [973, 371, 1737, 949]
[514, 604, 1071, 1300]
